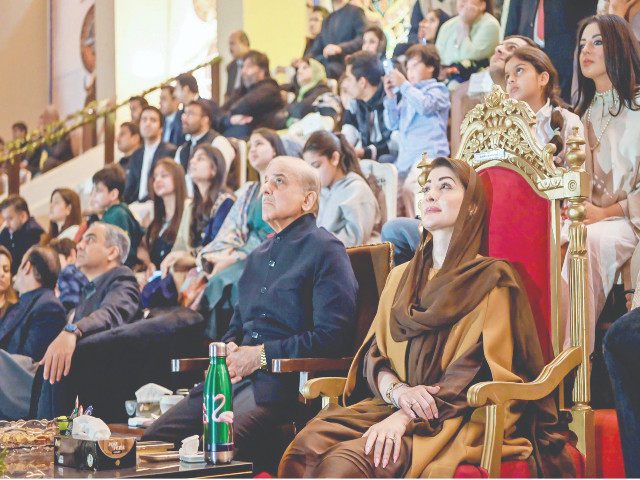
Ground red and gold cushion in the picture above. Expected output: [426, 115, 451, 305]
[453, 444, 585, 478]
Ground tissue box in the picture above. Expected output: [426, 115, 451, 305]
[54, 436, 137, 470]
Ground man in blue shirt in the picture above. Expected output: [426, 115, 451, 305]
[143, 157, 358, 473]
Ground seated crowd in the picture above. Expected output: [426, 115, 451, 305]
[3, 0, 640, 476]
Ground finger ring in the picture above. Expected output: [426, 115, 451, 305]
[406, 400, 413, 407]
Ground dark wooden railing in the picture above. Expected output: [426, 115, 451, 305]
[0, 56, 222, 195]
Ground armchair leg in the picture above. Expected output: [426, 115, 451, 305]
[481, 404, 505, 478]
[570, 404, 595, 477]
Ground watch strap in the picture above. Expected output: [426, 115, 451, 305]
[259, 345, 268, 371]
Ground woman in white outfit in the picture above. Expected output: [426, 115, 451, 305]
[563, 14, 640, 354]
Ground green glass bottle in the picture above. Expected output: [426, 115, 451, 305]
[203, 342, 233, 464]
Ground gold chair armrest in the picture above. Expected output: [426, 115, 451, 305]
[468, 346, 582, 408]
[271, 357, 353, 373]
[468, 346, 582, 478]
[302, 377, 347, 408]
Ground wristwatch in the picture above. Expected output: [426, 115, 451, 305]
[259, 345, 268, 371]
[64, 323, 82, 338]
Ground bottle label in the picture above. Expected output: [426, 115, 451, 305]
[203, 394, 233, 450]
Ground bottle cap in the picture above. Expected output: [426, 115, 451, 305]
[209, 342, 227, 357]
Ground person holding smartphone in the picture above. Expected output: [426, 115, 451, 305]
[383, 44, 450, 217]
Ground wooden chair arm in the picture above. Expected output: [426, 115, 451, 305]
[302, 377, 347, 408]
[467, 346, 582, 408]
[171, 357, 208, 373]
[171, 356, 353, 374]
[468, 346, 582, 478]
[271, 357, 353, 373]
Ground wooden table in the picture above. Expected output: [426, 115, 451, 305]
[2, 447, 252, 478]
[51, 460, 253, 478]
[4, 456, 252, 479]
[108, 423, 147, 439]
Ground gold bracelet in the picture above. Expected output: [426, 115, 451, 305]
[259, 345, 268, 371]
[385, 381, 408, 406]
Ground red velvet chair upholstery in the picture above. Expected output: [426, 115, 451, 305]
[454, 444, 586, 478]
[450, 167, 562, 478]
[478, 167, 554, 363]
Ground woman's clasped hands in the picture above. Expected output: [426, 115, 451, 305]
[395, 384, 441, 421]
[362, 384, 440, 469]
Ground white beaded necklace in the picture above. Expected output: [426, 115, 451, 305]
[586, 89, 619, 152]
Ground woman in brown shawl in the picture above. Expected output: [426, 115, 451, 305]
[278, 157, 574, 478]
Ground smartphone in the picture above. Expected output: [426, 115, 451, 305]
[382, 58, 399, 94]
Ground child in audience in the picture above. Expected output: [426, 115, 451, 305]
[161, 145, 235, 275]
[48, 188, 82, 241]
[89, 164, 143, 267]
[0, 195, 45, 275]
[562, 14, 640, 355]
[505, 46, 584, 167]
[49, 237, 88, 313]
[383, 44, 450, 216]
[137, 159, 189, 276]
[303, 130, 380, 246]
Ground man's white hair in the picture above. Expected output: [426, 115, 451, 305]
[93, 222, 130, 264]
[271, 156, 321, 215]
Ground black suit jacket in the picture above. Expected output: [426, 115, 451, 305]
[73, 265, 142, 337]
[163, 112, 185, 147]
[225, 61, 242, 102]
[311, 3, 367, 79]
[0, 288, 66, 361]
[216, 78, 285, 136]
[124, 141, 177, 204]
[0, 218, 45, 275]
[504, 0, 597, 101]
[221, 214, 358, 403]
[176, 129, 221, 172]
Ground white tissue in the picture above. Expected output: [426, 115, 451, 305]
[135, 383, 173, 403]
[71, 416, 111, 440]
[179, 435, 199, 456]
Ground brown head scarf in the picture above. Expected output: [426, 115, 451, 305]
[389, 158, 574, 477]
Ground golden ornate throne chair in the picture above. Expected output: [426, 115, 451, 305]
[304, 85, 595, 477]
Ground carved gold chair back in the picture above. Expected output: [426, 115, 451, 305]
[415, 85, 593, 476]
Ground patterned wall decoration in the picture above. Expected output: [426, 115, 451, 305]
[352, 0, 414, 56]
